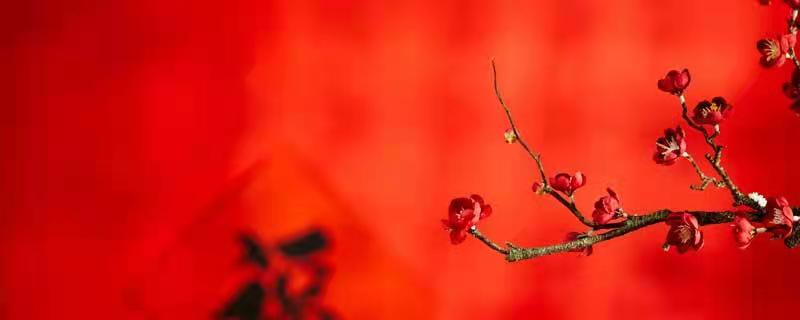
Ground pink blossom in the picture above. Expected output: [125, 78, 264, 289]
[548, 172, 587, 196]
[653, 126, 687, 166]
[757, 34, 796, 68]
[760, 197, 794, 239]
[657, 69, 691, 95]
[732, 216, 756, 249]
[592, 188, 623, 225]
[664, 212, 704, 253]
[692, 97, 733, 126]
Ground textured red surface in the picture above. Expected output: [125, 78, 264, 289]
[4, 1, 800, 319]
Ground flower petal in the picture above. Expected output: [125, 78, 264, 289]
[450, 229, 468, 244]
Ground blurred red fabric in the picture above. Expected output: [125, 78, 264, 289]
[4, 1, 800, 319]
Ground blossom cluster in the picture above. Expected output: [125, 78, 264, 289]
[440, 3, 799, 261]
[759, 0, 800, 114]
[440, 63, 796, 257]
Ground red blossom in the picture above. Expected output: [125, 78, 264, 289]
[657, 69, 691, 95]
[592, 188, 623, 225]
[565, 232, 593, 256]
[548, 172, 586, 196]
[756, 34, 796, 68]
[732, 216, 757, 249]
[442, 194, 492, 244]
[760, 197, 794, 239]
[692, 97, 733, 126]
[664, 212, 704, 253]
[785, 0, 800, 8]
[653, 126, 687, 166]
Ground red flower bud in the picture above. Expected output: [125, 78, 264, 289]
[657, 69, 691, 95]
[664, 212, 704, 254]
[732, 216, 756, 249]
[592, 188, 622, 225]
[653, 126, 687, 166]
[757, 34, 796, 68]
[692, 97, 733, 126]
[565, 232, 593, 256]
[760, 197, 794, 239]
[442, 194, 492, 244]
[548, 172, 586, 196]
[531, 181, 547, 195]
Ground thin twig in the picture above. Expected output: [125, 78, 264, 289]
[493, 60, 598, 228]
[677, 94, 749, 205]
[491, 59, 547, 184]
[683, 153, 723, 190]
[547, 191, 596, 228]
[469, 227, 509, 254]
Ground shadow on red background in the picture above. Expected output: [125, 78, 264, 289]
[4, 1, 800, 319]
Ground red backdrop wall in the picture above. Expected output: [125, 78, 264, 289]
[4, 0, 800, 319]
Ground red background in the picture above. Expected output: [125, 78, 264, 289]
[4, 1, 800, 319]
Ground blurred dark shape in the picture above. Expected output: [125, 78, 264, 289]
[275, 275, 294, 315]
[279, 230, 328, 258]
[218, 228, 336, 319]
[218, 282, 265, 320]
[240, 234, 269, 269]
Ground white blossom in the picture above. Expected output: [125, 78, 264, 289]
[748, 192, 767, 208]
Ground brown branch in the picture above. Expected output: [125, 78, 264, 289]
[492, 59, 547, 184]
[682, 153, 723, 190]
[547, 191, 596, 228]
[469, 227, 508, 255]
[469, 208, 800, 262]
[677, 94, 750, 206]
[678, 94, 710, 137]
[492, 59, 597, 228]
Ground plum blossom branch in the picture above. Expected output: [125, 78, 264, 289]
[492, 60, 598, 228]
[759, 1, 800, 114]
[470, 201, 800, 262]
[444, 2, 800, 264]
[676, 94, 749, 205]
[442, 62, 799, 263]
[503, 209, 760, 262]
[467, 208, 797, 262]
